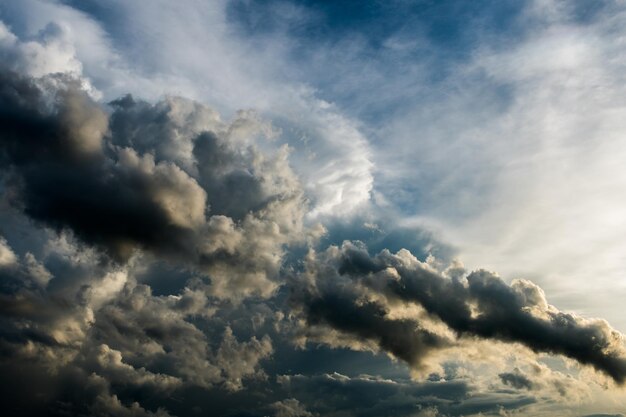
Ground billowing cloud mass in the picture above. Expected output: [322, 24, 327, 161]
[1, 1, 626, 416]
[292, 242, 626, 382]
[0, 67, 310, 301]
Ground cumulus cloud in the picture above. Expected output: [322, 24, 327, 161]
[291, 241, 626, 383]
[0, 20, 83, 78]
[84, 343, 183, 393]
[0, 229, 277, 415]
[0, 56, 299, 414]
[270, 398, 314, 417]
[0, 66, 311, 300]
[1, 2, 626, 415]
[499, 369, 533, 390]
[0, 29, 315, 409]
[293, 279, 451, 370]
[276, 372, 533, 417]
[1, 0, 375, 220]
[89, 283, 273, 391]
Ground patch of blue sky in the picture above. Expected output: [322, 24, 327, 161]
[226, 0, 528, 121]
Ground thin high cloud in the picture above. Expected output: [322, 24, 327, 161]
[1, 1, 626, 416]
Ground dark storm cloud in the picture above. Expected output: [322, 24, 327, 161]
[294, 241, 626, 383]
[107, 95, 284, 221]
[0, 69, 203, 260]
[85, 284, 274, 392]
[0, 67, 305, 415]
[301, 285, 450, 369]
[0, 229, 278, 416]
[270, 399, 313, 417]
[277, 372, 535, 417]
[0, 68, 309, 300]
[0, 362, 176, 417]
[499, 371, 533, 390]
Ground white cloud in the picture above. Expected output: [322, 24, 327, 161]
[370, 0, 626, 331]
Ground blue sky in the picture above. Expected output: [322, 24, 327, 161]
[1, 1, 626, 416]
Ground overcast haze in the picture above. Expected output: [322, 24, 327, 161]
[1, 1, 626, 416]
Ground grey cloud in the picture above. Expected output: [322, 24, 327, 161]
[216, 326, 274, 391]
[0, 69, 201, 261]
[0, 68, 310, 300]
[90, 283, 273, 391]
[499, 370, 533, 390]
[52, 370, 177, 417]
[0, 343, 176, 417]
[277, 372, 533, 417]
[0, 239, 93, 368]
[581, 415, 626, 417]
[1, 16, 626, 416]
[0, 234, 276, 415]
[496, 362, 587, 400]
[81, 343, 183, 393]
[0, 65, 301, 415]
[107, 94, 296, 222]
[294, 241, 626, 383]
[270, 398, 314, 417]
[501, 361, 590, 400]
[302, 289, 450, 369]
[0, 236, 51, 293]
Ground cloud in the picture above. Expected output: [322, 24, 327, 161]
[0, 20, 82, 78]
[51, 371, 176, 417]
[90, 283, 273, 391]
[357, 0, 626, 332]
[499, 369, 533, 390]
[1, 0, 375, 219]
[295, 282, 451, 370]
[83, 343, 183, 393]
[0, 230, 277, 415]
[1, 2, 626, 415]
[270, 398, 314, 417]
[277, 372, 534, 417]
[216, 326, 274, 391]
[0, 66, 312, 300]
[581, 415, 626, 417]
[292, 241, 626, 383]
[0, 60, 296, 413]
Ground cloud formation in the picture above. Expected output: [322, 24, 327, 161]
[1, 1, 626, 416]
[0, 67, 311, 301]
[292, 241, 626, 383]
[1, 55, 625, 417]
[0, 65, 296, 414]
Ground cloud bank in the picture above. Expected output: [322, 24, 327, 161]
[292, 242, 626, 382]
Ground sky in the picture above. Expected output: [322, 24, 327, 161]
[0, 0, 626, 416]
